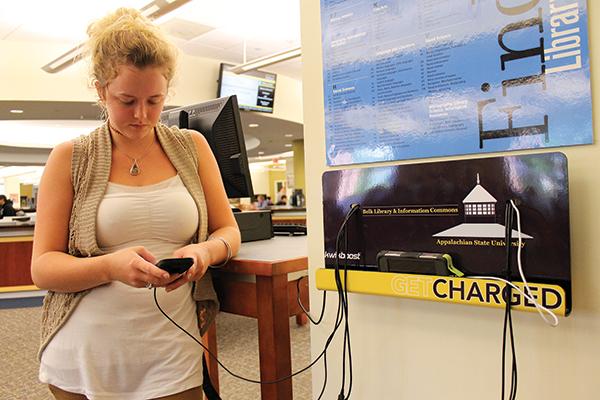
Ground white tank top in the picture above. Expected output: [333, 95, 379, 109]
[39, 175, 204, 399]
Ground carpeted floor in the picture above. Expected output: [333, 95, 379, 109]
[0, 305, 312, 400]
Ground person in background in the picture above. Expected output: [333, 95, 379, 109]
[30, 8, 240, 400]
[276, 194, 287, 206]
[0, 195, 17, 218]
[275, 186, 286, 204]
[256, 194, 269, 209]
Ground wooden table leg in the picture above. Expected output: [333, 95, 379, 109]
[202, 321, 219, 398]
[256, 274, 293, 400]
[295, 313, 308, 326]
[292, 277, 310, 327]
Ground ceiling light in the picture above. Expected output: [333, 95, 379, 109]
[284, 143, 293, 148]
[0, 166, 43, 179]
[248, 123, 259, 128]
[9, 109, 24, 114]
[41, 0, 192, 73]
[230, 47, 301, 74]
[41, 43, 88, 73]
[140, 0, 192, 20]
[258, 151, 265, 155]
[244, 135, 260, 150]
[284, 133, 293, 137]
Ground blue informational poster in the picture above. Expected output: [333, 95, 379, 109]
[321, 0, 592, 166]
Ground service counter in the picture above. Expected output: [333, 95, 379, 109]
[0, 225, 35, 288]
[0, 212, 309, 290]
[269, 206, 306, 225]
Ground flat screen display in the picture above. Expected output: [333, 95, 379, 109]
[160, 95, 254, 199]
[217, 63, 276, 113]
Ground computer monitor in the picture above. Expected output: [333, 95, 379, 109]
[217, 63, 276, 113]
[160, 95, 254, 199]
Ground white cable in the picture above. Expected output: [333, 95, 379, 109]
[471, 200, 558, 327]
[510, 200, 559, 326]
[469, 275, 558, 327]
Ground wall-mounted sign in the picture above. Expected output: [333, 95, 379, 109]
[321, 152, 571, 313]
[321, 0, 592, 166]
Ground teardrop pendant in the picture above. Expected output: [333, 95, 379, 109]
[129, 160, 140, 176]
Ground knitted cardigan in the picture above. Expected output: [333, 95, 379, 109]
[38, 123, 219, 359]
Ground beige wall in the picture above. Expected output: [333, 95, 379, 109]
[249, 167, 270, 197]
[249, 166, 288, 200]
[0, 40, 303, 123]
[302, 1, 600, 399]
[4, 176, 21, 204]
[19, 183, 33, 205]
[292, 139, 305, 192]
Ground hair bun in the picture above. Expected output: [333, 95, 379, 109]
[87, 7, 177, 87]
[87, 8, 147, 40]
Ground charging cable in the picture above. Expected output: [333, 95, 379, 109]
[469, 200, 558, 327]
[153, 288, 319, 384]
[314, 203, 360, 399]
[297, 273, 326, 325]
[333, 204, 359, 400]
[152, 203, 361, 397]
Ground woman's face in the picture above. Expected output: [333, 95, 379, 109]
[98, 64, 168, 139]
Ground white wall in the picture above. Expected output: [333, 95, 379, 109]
[4, 176, 21, 204]
[249, 165, 270, 196]
[301, 2, 600, 400]
[0, 40, 303, 123]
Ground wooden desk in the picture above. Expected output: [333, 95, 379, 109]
[207, 236, 308, 400]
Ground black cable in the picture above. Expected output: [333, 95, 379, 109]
[154, 288, 319, 384]
[333, 204, 359, 400]
[501, 200, 511, 399]
[296, 275, 327, 325]
[501, 304, 518, 400]
[317, 285, 344, 400]
[337, 224, 349, 400]
[316, 203, 360, 399]
[509, 311, 518, 400]
[152, 203, 362, 391]
[501, 201, 518, 400]
[317, 267, 348, 400]
[318, 349, 329, 400]
[342, 218, 354, 399]
[315, 204, 360, 399]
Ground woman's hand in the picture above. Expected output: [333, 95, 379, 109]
[106, 246, 173, 288]
[164, 243, 213, 292]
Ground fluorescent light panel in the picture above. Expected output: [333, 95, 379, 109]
[41, 0, 191, 73]
[141, 0, 192, 19]
[230, 46, 301, 74]
[41, 43, 88, 73]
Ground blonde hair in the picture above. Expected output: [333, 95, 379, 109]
[87, 7, 177, 87]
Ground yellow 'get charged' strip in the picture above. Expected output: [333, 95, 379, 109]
[315, 269, 566, 316]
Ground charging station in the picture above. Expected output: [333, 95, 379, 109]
[317, 152, 571, 315]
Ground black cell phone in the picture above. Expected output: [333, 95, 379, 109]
[156, 257, 194, 275]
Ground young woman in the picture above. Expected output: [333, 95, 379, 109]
[31, 8, 240, 400]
